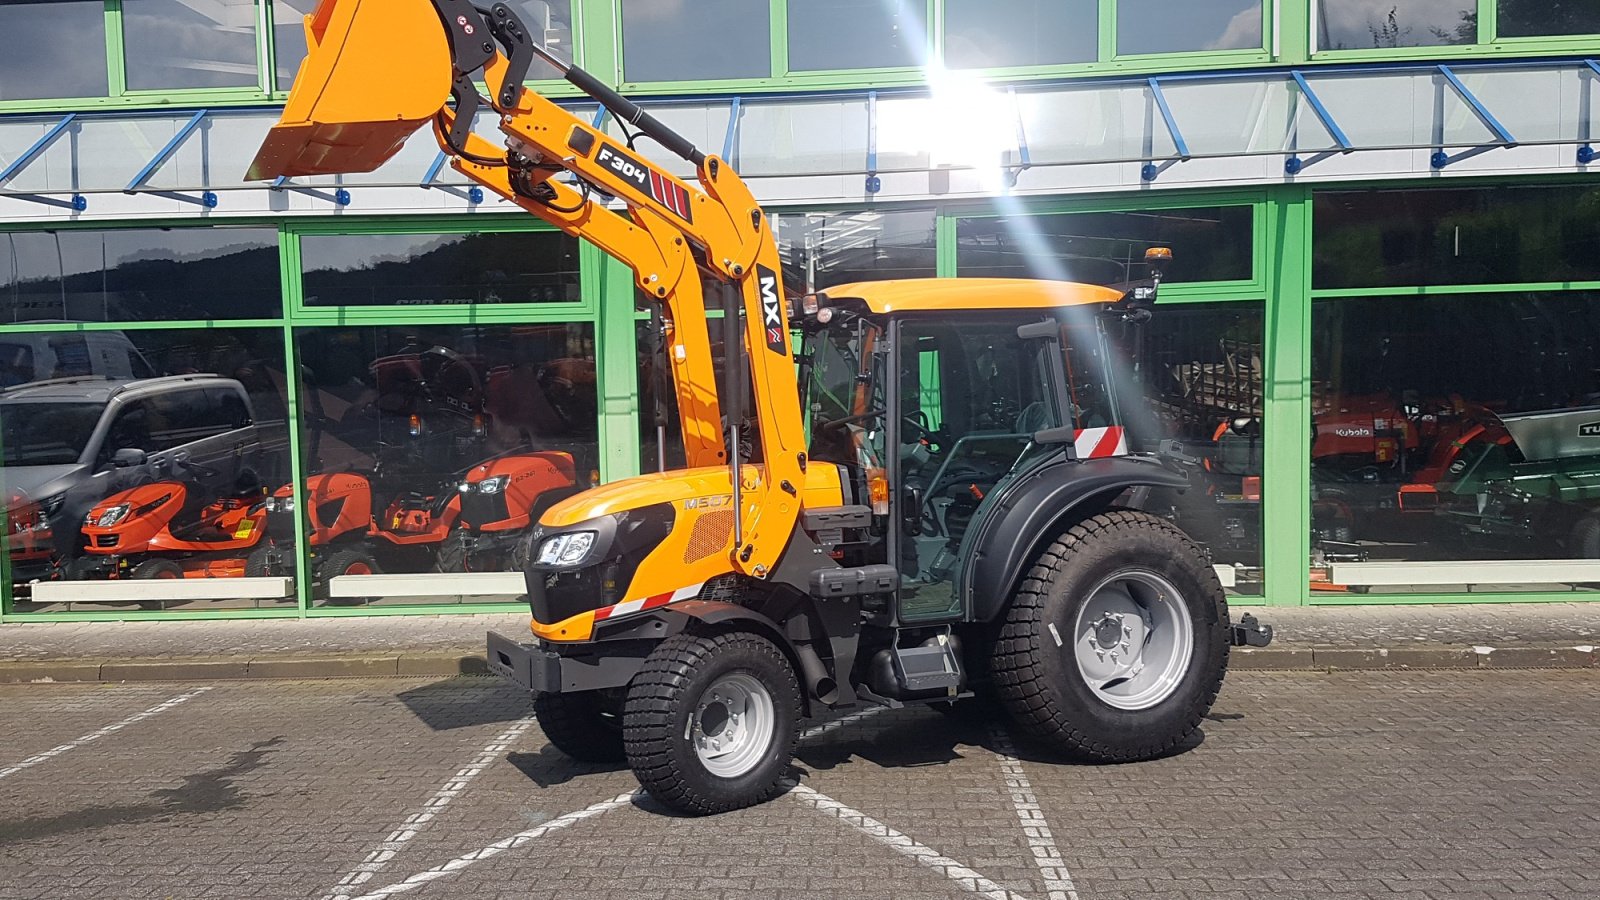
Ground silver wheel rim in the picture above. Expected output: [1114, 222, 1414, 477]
[692, 672, 775, 778]
[1070, 569, 1195, 711]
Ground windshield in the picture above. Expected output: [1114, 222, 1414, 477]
[804, 321, 885, 469]
[0, 401, 105, 466]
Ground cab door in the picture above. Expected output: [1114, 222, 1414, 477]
[890, 313, 1071, 624]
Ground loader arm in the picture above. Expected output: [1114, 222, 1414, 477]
[248, 0, 807, 578]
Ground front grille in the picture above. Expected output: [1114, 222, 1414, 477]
[528, 566, 604, 625]
[682, 509, 733, 563]
[94, 535, 118, 548]
[460, 491, 511, 528]
[267, 508, 297, 540]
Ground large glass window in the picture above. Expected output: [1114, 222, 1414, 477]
[1496, 1, 1600, 38]
[1315, 186, 1600, 289]
[4, 327, 294, 613]
[0, 228, 282, 324]
[1311, 293, 1600, 594]
[787, 0, 926, 72]
[299, 232, 580, 307]
[0, 0, 109, 101]
[956, 207, 1254, 286]
[123, 0, 259, 91]
[775, 208, 937, 294]
[1116, 302, 1265, 596]
[1316, 0, 1475, 49]
[293, 323, 597, 607]
[620, 0, 769, 83]
[945, 0, 1097, 69]
[272, 0, 319, 91]
[1116, 0, 1262, 55]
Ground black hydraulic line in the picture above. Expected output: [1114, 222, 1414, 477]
[722, 282, 745, 545]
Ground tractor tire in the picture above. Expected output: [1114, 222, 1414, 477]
[245, 546, 274, 578]
[434, 530, 468, 573]
[131, 558, 185, 610]
[533, 691, 626, 763]
[1570, 515, 1600, 558]
[991, 510, 1229, 763]
[318, 548, 379, 606]
[623, 630, 801, 815]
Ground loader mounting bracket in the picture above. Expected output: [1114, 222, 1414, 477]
[1229, 612, 1274, 648]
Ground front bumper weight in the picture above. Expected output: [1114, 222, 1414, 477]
[1229, 612, 1274, 648]
[486, 631, 563, 692]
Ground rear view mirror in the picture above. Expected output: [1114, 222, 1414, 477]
[111, 448, 147, 468]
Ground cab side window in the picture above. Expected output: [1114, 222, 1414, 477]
[103, 401, 152, 460]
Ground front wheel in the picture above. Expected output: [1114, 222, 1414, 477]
[533, 691, 625, 762]
[991, 510, 1229, 762]
[623, 631, 801, 815]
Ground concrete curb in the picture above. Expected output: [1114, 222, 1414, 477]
[1, 643, 1595, 683]
[1231, 643, 1598, 671]
[0, 652, 491, 684]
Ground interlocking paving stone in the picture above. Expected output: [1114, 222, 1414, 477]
[0, 670, 1597, 899]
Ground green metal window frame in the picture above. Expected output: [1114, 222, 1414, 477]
[0, 215, 617, 621]
[1309, 0, 1600, 62]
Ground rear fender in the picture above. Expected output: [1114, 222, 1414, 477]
[961, 456, 1190, 624]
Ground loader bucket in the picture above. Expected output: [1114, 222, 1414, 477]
[245, 0, 453, 181]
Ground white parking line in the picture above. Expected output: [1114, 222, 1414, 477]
[987, 725, 1079, 900]
[786, 782, 1033, 900]
[346, 791, 639, 900]
[0, 686, 212, 782]
[323, 715, 538, 900]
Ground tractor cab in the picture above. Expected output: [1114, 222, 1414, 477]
[796, 277, 1144, 627]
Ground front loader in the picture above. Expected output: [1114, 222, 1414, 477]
[252, 0, 1272, 815]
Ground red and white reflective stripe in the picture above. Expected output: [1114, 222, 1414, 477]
[1073, 426, 1127, 459]
[593, 582, 705, 622]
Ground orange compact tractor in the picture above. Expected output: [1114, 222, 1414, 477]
[251, 0, 1271, 815]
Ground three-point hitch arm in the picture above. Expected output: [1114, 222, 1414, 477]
[247, 0, 808, 578]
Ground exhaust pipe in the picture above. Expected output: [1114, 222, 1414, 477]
[794, 643, 839, 705]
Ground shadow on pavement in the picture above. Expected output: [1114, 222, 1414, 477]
[396, 676, 528, 731]
[506, 746, 627, 788]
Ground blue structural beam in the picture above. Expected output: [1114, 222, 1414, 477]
[865, 91, 880, 194]
[0, 114, 77, 186]
[1147, 78, 1191, 161]
[1437, 65, 1517, 146]
[124, 109, 209, 193]
[421, 151, 448, 186]
[1290, 71, 1353, 151]
[722, 96, 741, 162]
[1585, 58, 1600, 80]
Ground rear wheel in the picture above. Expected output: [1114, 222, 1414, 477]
[131, 558, 184, 610]
[624, 631, 801, 815]
[533, 691, 625, 763]
[992, 510, 1229, 762]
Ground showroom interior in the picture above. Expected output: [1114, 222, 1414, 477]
[4, 0, 1600, 619]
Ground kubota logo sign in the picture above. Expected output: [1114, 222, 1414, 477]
[1581, 422, 1600, 437]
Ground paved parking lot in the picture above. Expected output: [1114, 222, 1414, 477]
[2, 670, 1597, 900]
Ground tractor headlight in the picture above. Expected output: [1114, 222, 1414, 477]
[93, 504, 130, 528]
[536, 530, 596, 568]
[477, 475, 509, 494]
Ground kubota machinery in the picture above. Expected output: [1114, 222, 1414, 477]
[74, 455, 270, 601]
[252, 0, 1271, 814]
[438, 450, 582, 572]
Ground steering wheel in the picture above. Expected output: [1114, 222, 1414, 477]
[816, 408, 936, 444]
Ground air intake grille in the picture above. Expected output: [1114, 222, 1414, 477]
[683, 510, 734, 564]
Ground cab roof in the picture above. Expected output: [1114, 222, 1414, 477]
[822, 278, 1124, 314]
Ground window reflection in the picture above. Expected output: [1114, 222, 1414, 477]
[294, 324, 596, 607]
[0, 0, 108, 101]
[4, 327, 293, 613]
[1498, 0, 1600, 37]
[0, 228, 281, 324]
[956, 208, 1253, 286]
[945, 0, 1098, 69]
[621, 0, 769, 82]
[299, 232, 580, 307]
[123, 0, 259, 91]
[272, 0, 319, 91]
[787, 0, 926, 72]
[1312, 293, 1600, 594]
[1314, 186, 1600, 289]
[1116, 0, 1261, 55]
[1316, 0, 1475, 50]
